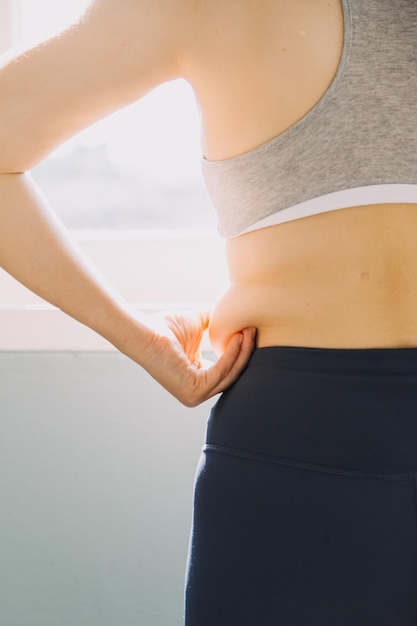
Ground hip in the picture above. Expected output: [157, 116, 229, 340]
[188, 345, 417, 625]
[206, 345, 417, 475]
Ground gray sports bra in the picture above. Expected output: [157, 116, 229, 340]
[201, 0, 417, 238]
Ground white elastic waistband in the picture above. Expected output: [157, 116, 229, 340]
[235, 184, 417, 237]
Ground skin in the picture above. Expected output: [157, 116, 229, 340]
[1, 0, 416, 404]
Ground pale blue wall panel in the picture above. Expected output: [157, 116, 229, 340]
[0, 352, 211, 626]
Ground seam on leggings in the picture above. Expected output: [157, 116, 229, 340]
[203, 444, 417, 481]
[414, 479, 417, 539]
[414, 479, 417, 626]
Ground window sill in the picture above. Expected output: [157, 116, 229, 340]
[0, 229, 226, 351]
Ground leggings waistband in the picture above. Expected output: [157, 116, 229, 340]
[206, 346, 417, 476]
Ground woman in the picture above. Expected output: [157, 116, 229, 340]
[2, 0, 417, 623]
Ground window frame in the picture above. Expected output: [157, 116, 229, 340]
[0, 0, 19, 54]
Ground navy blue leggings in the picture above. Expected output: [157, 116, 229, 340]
[185, 346, 417, 625]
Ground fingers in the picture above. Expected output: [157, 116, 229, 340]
[201, 327, 256, 399]
[164, 311, 207, 366]
[198, 310, 210, 331]
[141, 318, 255, 407]
[232, 326, 257, 374]
[222, 326, 257, 381]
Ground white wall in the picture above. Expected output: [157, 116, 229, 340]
[0, 351, 212, 626]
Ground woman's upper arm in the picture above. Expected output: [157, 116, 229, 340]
[0, 0, 194, 173]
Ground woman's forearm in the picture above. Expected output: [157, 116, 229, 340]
[0, 172, 154, 361]
[0, 172, 256, 405]
[0, 0, 256, 406]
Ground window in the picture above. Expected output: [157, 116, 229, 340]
[20, 0, 216, 231]
[0, 0, 226, 351]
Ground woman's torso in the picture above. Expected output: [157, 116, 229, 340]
[183, 0, 417, 352]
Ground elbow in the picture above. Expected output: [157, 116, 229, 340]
[0, 168, 26, 176]
[0, 144, 32, 174]
[0, 171, 28, 189]
[0, 153, 32, 175]
[0, 140, 33, 174]
[0, 170, 26, 179]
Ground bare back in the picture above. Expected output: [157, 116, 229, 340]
[180, 0, 417, 352]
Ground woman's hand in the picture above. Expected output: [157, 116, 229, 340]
[139, 311, 256, 407]
[0, 176, 254, 408]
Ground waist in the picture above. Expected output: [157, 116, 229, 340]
[209, 202, 417, 353]
[206, 345, 417, 475]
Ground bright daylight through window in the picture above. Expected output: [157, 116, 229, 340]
[0, 0, 225, 352]
[20, 0, 216, 231]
